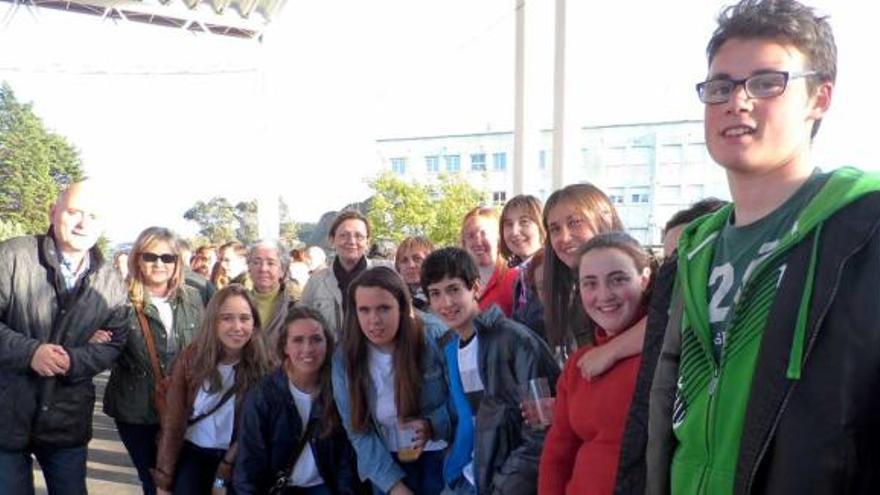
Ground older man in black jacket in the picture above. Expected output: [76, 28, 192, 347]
[0, 181, 130, 495]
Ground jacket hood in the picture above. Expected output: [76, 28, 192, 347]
[676, 167, 880, 377]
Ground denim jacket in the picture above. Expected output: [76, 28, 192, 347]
[331, 329, 451, 492]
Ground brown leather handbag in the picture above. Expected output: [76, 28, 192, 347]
[135, 308, 170, 418]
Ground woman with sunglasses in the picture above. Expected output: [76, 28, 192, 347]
[103, 226, 205, 495]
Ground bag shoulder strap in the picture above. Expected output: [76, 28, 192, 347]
[136, 307, 164, 381]
[188, 382, 238, 426]
[276, 419, 318, 483]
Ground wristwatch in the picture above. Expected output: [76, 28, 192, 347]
[213, 478, 227, 488]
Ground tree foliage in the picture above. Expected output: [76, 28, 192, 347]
[279, 198, 299, 247]
[183, 197, 240, 244]
[0, 82, 84, 234]
[367, 172, 486, 247]
[0, 218, 25, 242]
[184, 196, 299, 246]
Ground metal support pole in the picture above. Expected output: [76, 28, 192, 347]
[512, 0, 525, 195]
[551, 0, 565, 190]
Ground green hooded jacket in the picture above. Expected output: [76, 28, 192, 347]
[670, 167, 880, 493]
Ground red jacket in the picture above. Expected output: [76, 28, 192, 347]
[539, 331, 641, 495]
[478, 265, 519, 317]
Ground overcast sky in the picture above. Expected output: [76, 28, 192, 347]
[0, 0, 875, 243]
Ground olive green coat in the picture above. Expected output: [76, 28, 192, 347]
[103, 286, 204, 425]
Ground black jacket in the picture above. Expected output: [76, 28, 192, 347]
[0, 233, 130, 449]
[234, 368, 364, 495]
[648, 191, 880, 493]
[613, 257, 677, 494]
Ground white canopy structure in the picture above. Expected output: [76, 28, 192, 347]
[0, 0, 286, 39]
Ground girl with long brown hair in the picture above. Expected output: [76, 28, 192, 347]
[153, 284, 270, 494]
[331, 267, 450, 495]
[235, 307, 363, 495]
[542, 184, 645, 378]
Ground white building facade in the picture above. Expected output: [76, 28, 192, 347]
[376, 120, 729, 246]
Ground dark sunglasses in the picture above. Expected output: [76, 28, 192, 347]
[141, 252, 178, 264]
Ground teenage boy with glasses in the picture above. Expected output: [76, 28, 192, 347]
[647, 0, 880, 493]
[0, 180, 130, 495]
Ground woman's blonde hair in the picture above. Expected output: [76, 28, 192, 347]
[128, 226, 185, 310]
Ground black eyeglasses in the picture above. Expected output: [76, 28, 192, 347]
[141, 252, 178, 264]
[696, 70, 819, 104]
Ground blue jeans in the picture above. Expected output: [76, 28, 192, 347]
[116, 421, 159, 495]
[172, 441, 226, 494]
[371, 450, 445, 495]
[0, 445, 88, 495]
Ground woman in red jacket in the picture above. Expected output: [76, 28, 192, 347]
[538, 232, 655, 495]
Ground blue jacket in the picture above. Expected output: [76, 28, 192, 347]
[234, 368, 362, 495]
[331, 328, 451, 492]
[443, 305, 560, 495]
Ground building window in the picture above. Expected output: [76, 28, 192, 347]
[493, 152, 507, 171]
[659, 144, 684, 164]
[630, 192, 650, 203]
[471, 153, 486, 171]
[391, 158, 407, 175]
[629, 145, 652, 166]
[492, 191, 507, 204]
[425, 156, 440, 173]
[538, 150, 547, 170]
[444, 155, 461, 172]
[604, 146, 627, 166]
[608, 187, 625, 204]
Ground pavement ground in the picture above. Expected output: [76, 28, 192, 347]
[32, 372, 142, 495]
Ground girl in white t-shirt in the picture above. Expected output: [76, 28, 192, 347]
[153, 284, 270, 494]
[332, 267, 451, 495]
[235, 307, 364, 495]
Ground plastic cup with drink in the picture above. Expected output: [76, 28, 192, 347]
[396, 423, 421, 462]
[520, 377, 554, 430]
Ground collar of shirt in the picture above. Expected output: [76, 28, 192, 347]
[58, 252, 90, 290]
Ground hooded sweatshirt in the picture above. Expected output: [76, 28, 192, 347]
[669, 167, 880, 494]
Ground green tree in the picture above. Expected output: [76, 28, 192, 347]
[279, 198, 299, 247]
[429, 173, 487, 246]
[367, 172, 434, 243]
[184, 197, 294, 246]
[183, 197, 239, 244]
[0, 218, 25, 242]
[234, 200, 259, 245]
[0, 82, 84, 234]
[367, 172, 486, 247]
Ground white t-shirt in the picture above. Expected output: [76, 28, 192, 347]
[457, 334, 484, 486]
[150, 296, 175, 353]
[287, 383, 323, 488]
[368, 346, 400, 450]
[367, 345, 447, 454]
[185, 363, 236, 449]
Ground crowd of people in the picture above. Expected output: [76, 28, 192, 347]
[3, 1, 880, 494]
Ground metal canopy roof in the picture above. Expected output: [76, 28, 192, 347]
[0, 0, 286, 39]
